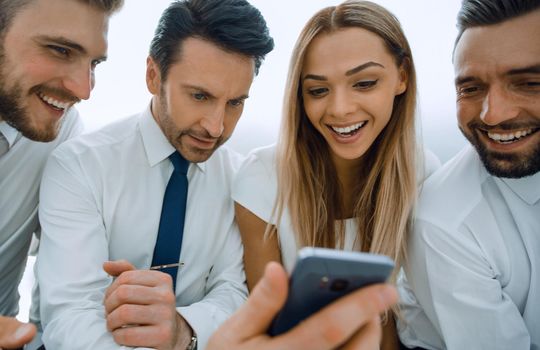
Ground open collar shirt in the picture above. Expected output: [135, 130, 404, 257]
[37, 105, 247, 350]
[400, 145, 540, 350]
[0, 109, 82, 318]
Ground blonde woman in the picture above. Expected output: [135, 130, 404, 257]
[233, 0, 439, 347]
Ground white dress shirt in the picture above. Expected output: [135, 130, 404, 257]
[401, 145, 540, 350]
[0, 109, 82, 318]
[37, 106, 247, 350]
[232, 144, 440, 273]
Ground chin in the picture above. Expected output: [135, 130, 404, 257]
[21, 121, 61, 142]
[475, 143, 540, 179]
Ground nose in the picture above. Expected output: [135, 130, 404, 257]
[200, 105, 225, 138]
[328, 89, 356, 119]
[480, 86, 520, 126]
[63, 64, 94, 101]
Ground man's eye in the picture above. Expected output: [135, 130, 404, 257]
[48, 45, 69, 56]
[457, 85, 481, 98]
[193, 93, 207, 101]
[91, 59, 105, 69]
[522, 81, 540, 89]
[229, 99, 244, 107]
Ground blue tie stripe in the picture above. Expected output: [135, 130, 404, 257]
[151, 151, 189, 291]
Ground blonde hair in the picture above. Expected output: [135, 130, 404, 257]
[274, 0, 417, 278]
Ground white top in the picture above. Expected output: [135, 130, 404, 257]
[0, 109, 82, 317]
[37, 106, 247, 350]
[231, 144, 441, 273]
[400, 146, 540, 350]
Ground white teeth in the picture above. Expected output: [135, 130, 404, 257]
[487, 128, 534, 142]
[331, 121, 366, 135]
[38, 93, 70, 110]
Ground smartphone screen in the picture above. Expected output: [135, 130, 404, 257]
[268, 247, 394, 336]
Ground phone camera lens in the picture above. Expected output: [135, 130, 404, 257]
[330, 279, 349, 292]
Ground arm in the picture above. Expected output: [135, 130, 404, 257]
[406, 220, 531, 349]
[37, 151, 139, 350]
[235, 202, 281, 291]
[380, 315, 399, 350]
[0, 317, 36, 349]
[174, 220, 249, 350]
[208, 262, 398, 350]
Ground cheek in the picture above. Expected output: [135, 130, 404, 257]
[223, 109, 244, 136]
[303, 98, 324, 129]
[370, 93, 396, 127]
[456, 102, 477, 128]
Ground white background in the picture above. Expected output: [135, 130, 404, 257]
[78, 0, 467, 162]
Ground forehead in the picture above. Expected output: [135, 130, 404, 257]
[454, 9, 540, 80]
[167, 37, 255, 95]
[303, 27, 393, 73]
[6, 0, 109, 53]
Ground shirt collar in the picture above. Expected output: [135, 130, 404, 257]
[138, 103, 206, 172]
[500, 171, 540, 205]
[0, 121, 21, 148]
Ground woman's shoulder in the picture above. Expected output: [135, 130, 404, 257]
[237, 143, 278, 180]
[232, 144, 279, 219]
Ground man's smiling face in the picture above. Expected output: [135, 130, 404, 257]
[0, 0, 110, 141]
[454, 9, 540, 178]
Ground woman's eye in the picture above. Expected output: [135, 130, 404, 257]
[307, 87, 328, 97]
[354, 80, 378, 89]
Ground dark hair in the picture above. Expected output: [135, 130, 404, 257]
[456, 0, 540, 45]
[0, 0, 123, 39]
[149, 0, 274, 80]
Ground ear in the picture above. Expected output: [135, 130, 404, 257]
[146, 56, 161, 95]
[395, 60, 409, 96]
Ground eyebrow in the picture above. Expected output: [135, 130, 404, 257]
[454, 75, 476, 86]
[183, 84, 249, 101]
[455, 64, 540, 86]
[507, 64, 540, 75]
[303, 61, 384, 82]
[37, 35, 108, 61]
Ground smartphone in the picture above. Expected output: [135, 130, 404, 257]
[268, 247, 394, 336]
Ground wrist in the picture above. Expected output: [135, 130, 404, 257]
[174, 313, 197, 350]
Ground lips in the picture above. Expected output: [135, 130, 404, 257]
[187, 134, 218, 150]
[37, 92, 72, 111]
[328, 121, 367, 138]
[485, 127, 537, 144]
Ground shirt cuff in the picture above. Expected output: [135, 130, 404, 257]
[177, 303, 219, 350]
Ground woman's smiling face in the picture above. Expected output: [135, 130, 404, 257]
[301, 27, 407, 166]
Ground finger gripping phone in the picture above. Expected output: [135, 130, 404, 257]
[268, 247, 394, 336]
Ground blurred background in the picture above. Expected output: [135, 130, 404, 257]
[19, 0, 467, 321]
[78, 0, 466, 162]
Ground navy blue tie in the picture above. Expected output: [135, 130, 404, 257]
[151, 151, 189, 291]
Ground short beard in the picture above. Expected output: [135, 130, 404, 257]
[157, 93, 227, 163]
[460, 123, 540, 179]
[0, 47, 62, 142]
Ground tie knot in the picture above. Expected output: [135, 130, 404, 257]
[169, 151, 189, 174]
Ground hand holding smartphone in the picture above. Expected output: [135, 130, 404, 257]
[268, 247, 394, 336]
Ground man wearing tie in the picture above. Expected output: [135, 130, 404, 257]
[36, 0, 273, 349]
